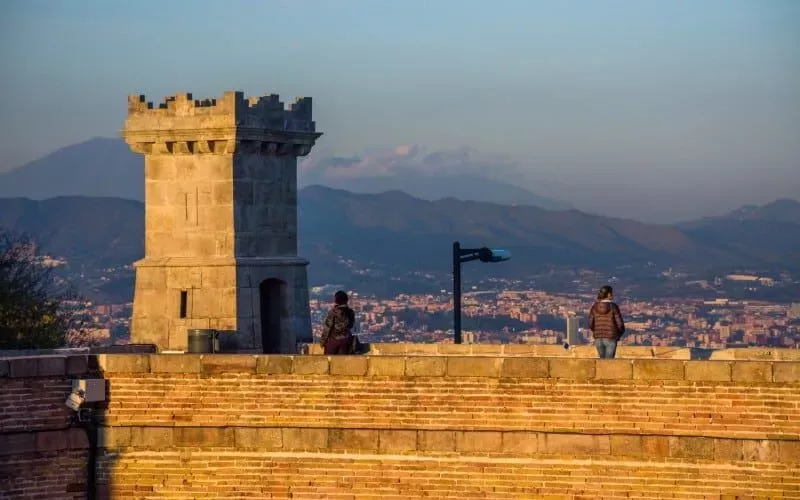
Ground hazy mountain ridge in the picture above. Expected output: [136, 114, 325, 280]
[0, 137, 570, 211]
[678, 199, 800, 229]
[0, 138, 144, 201]
[1, 189, 798, 287]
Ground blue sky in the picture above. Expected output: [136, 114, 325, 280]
[0, 0, 798, 221]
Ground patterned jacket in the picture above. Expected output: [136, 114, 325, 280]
[321, 305, 355, 344]
[588, 300, 625, 340]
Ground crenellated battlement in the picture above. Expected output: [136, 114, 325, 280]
[123, 91, 320, 157]
[126, 91, 315, 133]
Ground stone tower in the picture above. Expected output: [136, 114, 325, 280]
[122, 90, 321, 352]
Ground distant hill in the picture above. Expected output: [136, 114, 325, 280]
[0, 138, 143, 201]
[306, 172, 572, 211]
[678, 199, 800, 268]
[0, 196, 144, 269]
[679, 199, 800, 228]
[0, 138, 570, 211]
[1, 189, 798, 288]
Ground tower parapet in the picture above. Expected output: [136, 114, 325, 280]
[122, 90, 321, 352]
[124, 91, 319, 156]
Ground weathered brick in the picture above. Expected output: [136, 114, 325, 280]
[471, 344, 503, 356]
[534, 345, 572, 357]
[257, 355, 293, 374]
[36, 356, 66, 377]
[150, 354, 201, 373]
[549, 359, 595, 380]
[330, 356, 368, 376]
[329, 429, 379, 451]
[96, 354, 150, 373]
[418, 431, 455, 452]
[779, 440, 800, 463]
[235, 427, 282, 449]
[65, 355, 89, 375]
[731, 361, 772, 382]
[200, 354, 257, 374]
[670, 436, 714, 459]
[610, 435, 642, 456]
[685, 361, 731, 382]
[0, 433, 36, 456]
[68, 428, 89, 450]
[447, 357, 501, 377]
[9, 358, 38, 378]
[438, 344, 472, 355]
[502, 344, 537, 356]
[282, 428, 328, 451]
[292, 356, 329, 375]
[130, 427, 174, 448]
[742, 439, 780, 462]
[35, 430, 71, 452]
[714, 438, 743, 461]
[98, 426, 132, 449]
[405, 357, 446, 377]
[544, 433, 609, 455]
[595, 359, 632, 380]
[642, 436, 670, 457]
[404, 344, 441, 355]
[501, 431, 538, 454]
[371, 344, 408, 355]
[501, 358, 548, 378]
[456, 431, 502, 452]
[379, 430, 417, 452]
[632, 359, 685, 380]
[368, 357, 405, 377]
[175, 427, 234, 447]
[773, 362, 800, 382]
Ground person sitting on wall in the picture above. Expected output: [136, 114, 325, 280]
[588, 285, 626, 359]
[320, 290, 356, 355]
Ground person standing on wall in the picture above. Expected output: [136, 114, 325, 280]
[588, 285, 626, 359]
[320, 290, 356, 355]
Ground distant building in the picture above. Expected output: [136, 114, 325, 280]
[789, 303, 800, 320]
[566, 315, 581, 346]
[463, 331, 479, 344]
[726, 274, 759, 282]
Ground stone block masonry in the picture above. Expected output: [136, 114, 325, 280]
[123, 90, 322, 352]
[3, 353, 799, 498]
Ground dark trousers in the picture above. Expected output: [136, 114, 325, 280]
[324, 335, 353, 355]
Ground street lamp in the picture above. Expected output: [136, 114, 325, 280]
[452, 241, 512, 344]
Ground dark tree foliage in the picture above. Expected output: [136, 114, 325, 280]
[0, 232, 82, 349]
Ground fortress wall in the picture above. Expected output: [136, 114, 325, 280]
[95, 354, 799, 498]
[306, 343, 800, 360]
[2, 353, 800, 499]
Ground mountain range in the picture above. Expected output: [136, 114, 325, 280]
[1, 188, 797, 282]
[0, 138, 570, 211]
[1, 137, 798, 302]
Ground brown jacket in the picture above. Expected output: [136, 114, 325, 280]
[321, 305, 355, 345]
[588, 301, 625, 340]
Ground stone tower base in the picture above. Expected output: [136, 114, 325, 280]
[131, 257, 311, 352]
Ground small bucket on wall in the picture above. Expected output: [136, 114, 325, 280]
[187, 329, 217, 354]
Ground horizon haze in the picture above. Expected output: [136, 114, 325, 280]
[0, 0, 798, 223]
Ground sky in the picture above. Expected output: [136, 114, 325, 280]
[0, 0, 798, 222]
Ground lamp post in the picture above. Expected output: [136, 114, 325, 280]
[452, 241, 511, 344]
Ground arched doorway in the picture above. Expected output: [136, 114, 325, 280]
[259, 278, 286, 353]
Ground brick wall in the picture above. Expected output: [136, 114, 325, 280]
[3, 353, 800, 498]
[0, 355, 91, 499]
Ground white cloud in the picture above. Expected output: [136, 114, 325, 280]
[299, 145, 525, 184]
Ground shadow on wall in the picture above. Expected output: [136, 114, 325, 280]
[0, 352, 124, 499]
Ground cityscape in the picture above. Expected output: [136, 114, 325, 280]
[61, 255, 800, 350]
